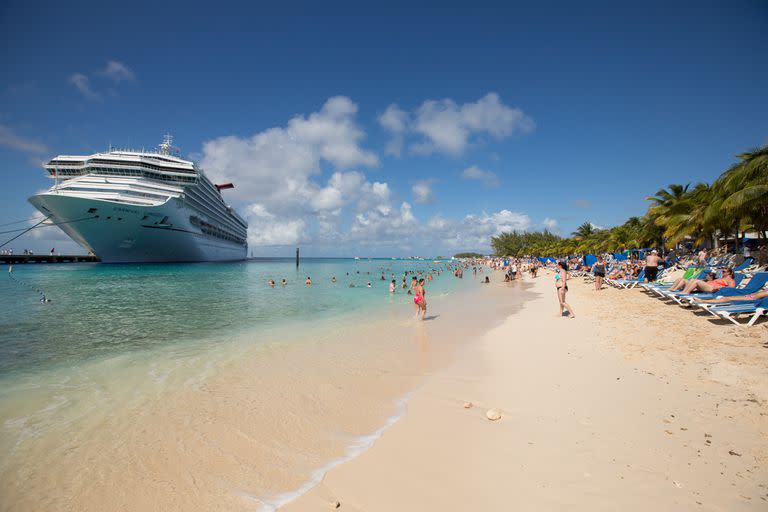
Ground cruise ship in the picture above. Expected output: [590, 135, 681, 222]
[28, 135, 248, 263]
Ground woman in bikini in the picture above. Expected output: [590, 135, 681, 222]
[555, 260, 575, 318]
[677, 267, 736, 295]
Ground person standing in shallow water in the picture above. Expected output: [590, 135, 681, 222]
[555, 260, 575, 318]
[414, 278, 427, 320]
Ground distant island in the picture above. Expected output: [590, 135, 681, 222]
[453, 252, 485, 259]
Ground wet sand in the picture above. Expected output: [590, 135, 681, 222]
[0, 276, 525, 511]
[285, 271, 768, 511]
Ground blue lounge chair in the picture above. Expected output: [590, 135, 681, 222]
[710, 297, 768, 326]
[686, 272, 768, 304]
[732, 257, 754, 272]
[667, 273, 746, 305]
[610, 268, 646, 289]
[643, 268, 705, 296]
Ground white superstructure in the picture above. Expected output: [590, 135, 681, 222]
[28, 135, 248, 263]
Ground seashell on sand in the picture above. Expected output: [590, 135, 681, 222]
[486, 409, 502, 421]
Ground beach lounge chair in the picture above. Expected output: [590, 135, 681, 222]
[645, 268, 705, 297]
[709, 297, 768, 326]
[609, 268, 646, 289]
[685, 272, 768, 308]
[665, 272, 746, 305]
[732, 257, 754, 272]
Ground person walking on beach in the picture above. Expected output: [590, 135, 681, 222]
[645, 250, 661, 282]
[555, 260, 575, 318]
[591, 255, 606, 290]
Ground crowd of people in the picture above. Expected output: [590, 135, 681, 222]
[263, 261, 479, 321]
[259, 245, 765, 326]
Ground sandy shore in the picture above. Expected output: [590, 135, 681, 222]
[285, 271, 768, 511]
[0, 276, 524, 512]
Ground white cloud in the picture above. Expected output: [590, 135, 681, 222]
[350, 201, 418, 243]
[195, 97, 533, 255]
[461, 165, 500, 187]
[201, 96, 378, 218]
[70, 60, 135, 101]
[411, 180, 435, 204]
[100, 60, 135, 82]
[199, 97, 388, 247]
[377, 104, 409, 157]
[246, 204, 306, 246]
[543, 217, 558, 230]
[427, 215, 451, 231]
[381, 93, 534, 157]
[69, 73, 101, 101]
[0, 125, 47, 155]
[431, 209, 530, 251]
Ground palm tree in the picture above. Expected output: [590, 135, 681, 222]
[712, 145, 768, 244]
[646, 183, 691, 250]
[572, 221, 597, 240]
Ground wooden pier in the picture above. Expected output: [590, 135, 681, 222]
[0, 254, 100, 264]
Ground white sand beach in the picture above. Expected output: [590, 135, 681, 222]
[2, 269, 766, 511]
[284, 271, 768, 511]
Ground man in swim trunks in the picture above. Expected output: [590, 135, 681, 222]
[645, 250, 661, 282]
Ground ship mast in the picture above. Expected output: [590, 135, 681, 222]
[158, 133, 180, 156]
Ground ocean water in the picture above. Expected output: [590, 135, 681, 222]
[0, 258, 499, 510]
[0, 258, 464, 379]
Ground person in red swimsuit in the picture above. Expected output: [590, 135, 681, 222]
[414, 278, 427, 320]
[679, 267, 736, 295]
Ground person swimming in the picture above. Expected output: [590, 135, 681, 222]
[331, 276, 337, 283]
[281, 278, 287, 286]
[305, 277, 312, 285]
[268, 279, 275, 287]
[389, 279, 396, 293]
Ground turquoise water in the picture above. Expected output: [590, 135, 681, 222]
[0, 258, 466, 379]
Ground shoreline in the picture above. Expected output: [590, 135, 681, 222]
[0, 271, 527, 511]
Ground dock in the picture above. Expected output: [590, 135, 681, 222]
[1, 255, 100, 264]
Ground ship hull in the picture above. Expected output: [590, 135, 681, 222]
[28, 193, 247, 263]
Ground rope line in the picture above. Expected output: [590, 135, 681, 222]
[0, 215, 46, 227]
[7, 268, 50, 302]
[0, 215, 96, 249]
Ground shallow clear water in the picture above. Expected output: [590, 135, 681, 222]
[0, 258, 465, 379]
[0, 258, 495, 511]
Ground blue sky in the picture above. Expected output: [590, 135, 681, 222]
[1, 1, 766, 256]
